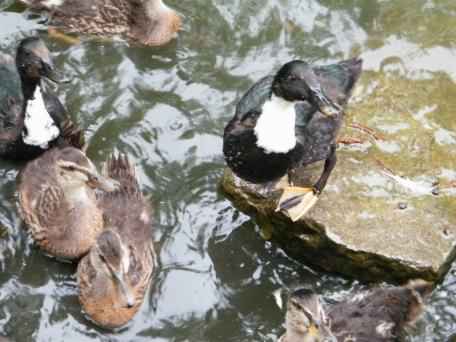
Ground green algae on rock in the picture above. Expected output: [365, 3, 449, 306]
[221, 70, 456, 283]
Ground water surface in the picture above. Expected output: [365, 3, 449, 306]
[0, 1, 456, 341]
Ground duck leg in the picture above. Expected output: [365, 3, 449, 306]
[277, 144, 337, 222]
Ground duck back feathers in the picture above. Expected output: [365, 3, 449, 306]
[327, 280, 433, 341]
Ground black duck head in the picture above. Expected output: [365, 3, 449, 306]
[16, 37, 63, 83]
[272, 60, 342, 117]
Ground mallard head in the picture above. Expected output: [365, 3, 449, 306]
[283, 288, 327, 342]
[16, 37, 62, 83]
[272, 60, 342, 117]
[56, 148, 120, 192]
[91, 229, 136, 308]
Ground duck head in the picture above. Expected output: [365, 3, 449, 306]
[16, 37, 63, 83]
[92, 230, 136, 309]
[284, 288, 327, 342]
[56, 148, 120, 193]
[272, 60, 342, 117]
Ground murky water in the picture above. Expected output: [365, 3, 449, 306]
[0, 0, 455, 341]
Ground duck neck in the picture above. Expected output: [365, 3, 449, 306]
[61, 184, 92, 207]
[21, 77, 40, 101]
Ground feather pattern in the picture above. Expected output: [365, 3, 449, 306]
[19, 0, 181, 46]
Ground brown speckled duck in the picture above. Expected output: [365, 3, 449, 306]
[19, 0, 181, 46]
[279, 280, 433, 342]
[18, 146, 119, 260]
[77, 155, 155, 329]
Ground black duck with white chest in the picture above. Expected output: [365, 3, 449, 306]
[279, 280, 433, 342]
[0, 37, 79, 160]
[223, 58, 362, 221]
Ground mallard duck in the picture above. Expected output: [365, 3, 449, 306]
[223, 58, 362, 221]
[279, 280, 433, 342]
[77, 155, 155, 329]
[18, 146, 119, 260]
[0, 36, 78, 160]
[19, 0, 181, 46]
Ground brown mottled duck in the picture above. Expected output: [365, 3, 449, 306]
[77, 155, 155, 329]
[278, 280, 433, 342]
[18, 146, 119, 260]
[19, 0, 181, 46]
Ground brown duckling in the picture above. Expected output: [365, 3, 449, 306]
[19, 0, 181, 46]
[18, 146, 119, 260]
[77, 155, 155, 329]
[279, 280, 433, 342]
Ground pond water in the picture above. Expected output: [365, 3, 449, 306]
[0, 0, 456, 341]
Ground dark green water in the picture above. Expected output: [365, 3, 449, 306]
[0, 0, 455, 341]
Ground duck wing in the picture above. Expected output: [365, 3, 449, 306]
[0, 53, 24, 142]
[313, 58, 363, 106]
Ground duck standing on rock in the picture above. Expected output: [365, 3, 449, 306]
[0, 36, 79, 160]
[278, 280, 433, 342]
[18, 146, 120, 260]
[19, 0, 181, 46]
[77, 155, 155, 329]
[223, 58, 362, 221]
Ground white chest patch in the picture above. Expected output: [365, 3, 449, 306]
[43, 0, 64, 7]
[22, 86, 60, 149]
[254, 95, 297, 154]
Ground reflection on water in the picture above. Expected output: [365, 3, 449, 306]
[0, 0, 455, 341]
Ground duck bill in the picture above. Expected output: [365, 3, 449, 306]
[40, 63, 71, 84]
[86, 172, 120, 192]
[310, 88, 341, 117]
[115, 273, 136, 308]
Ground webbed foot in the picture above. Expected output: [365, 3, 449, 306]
[276, 186, 319, 222]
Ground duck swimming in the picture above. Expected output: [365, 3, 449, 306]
[223, 58, 362, 221]
[77, 155, 155, 329]
[18, 146, 119, 260]
[278, 280, 433, 342]
[19, 0, 181, 46]
[0, 36, 77, 160]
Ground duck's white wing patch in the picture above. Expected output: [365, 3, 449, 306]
[22, 86, 60, 149]
[254, 95, 297, 154]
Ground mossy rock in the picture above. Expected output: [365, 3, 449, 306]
[221, 70, 456, 283]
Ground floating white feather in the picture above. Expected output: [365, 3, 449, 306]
[22, 86, 60, 148]
[254, 95, 297, 154]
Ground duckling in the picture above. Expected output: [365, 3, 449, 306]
[18, 146, 119, 260]
[279, 280, 433, 342]
[0, 36, 78, 160]
[223, 59, 362, 221]
[77, 155, 154, 329]
[19, 0, 181, 46]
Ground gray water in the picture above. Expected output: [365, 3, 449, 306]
[0, 0, 456, 341]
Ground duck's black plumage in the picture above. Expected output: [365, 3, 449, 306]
[0, 37, 76, 160]
[223, 58, 362, 185]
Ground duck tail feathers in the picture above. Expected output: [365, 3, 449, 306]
[102, 154, 140, 197]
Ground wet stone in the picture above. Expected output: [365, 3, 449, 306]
[221, 71, 456, 284]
